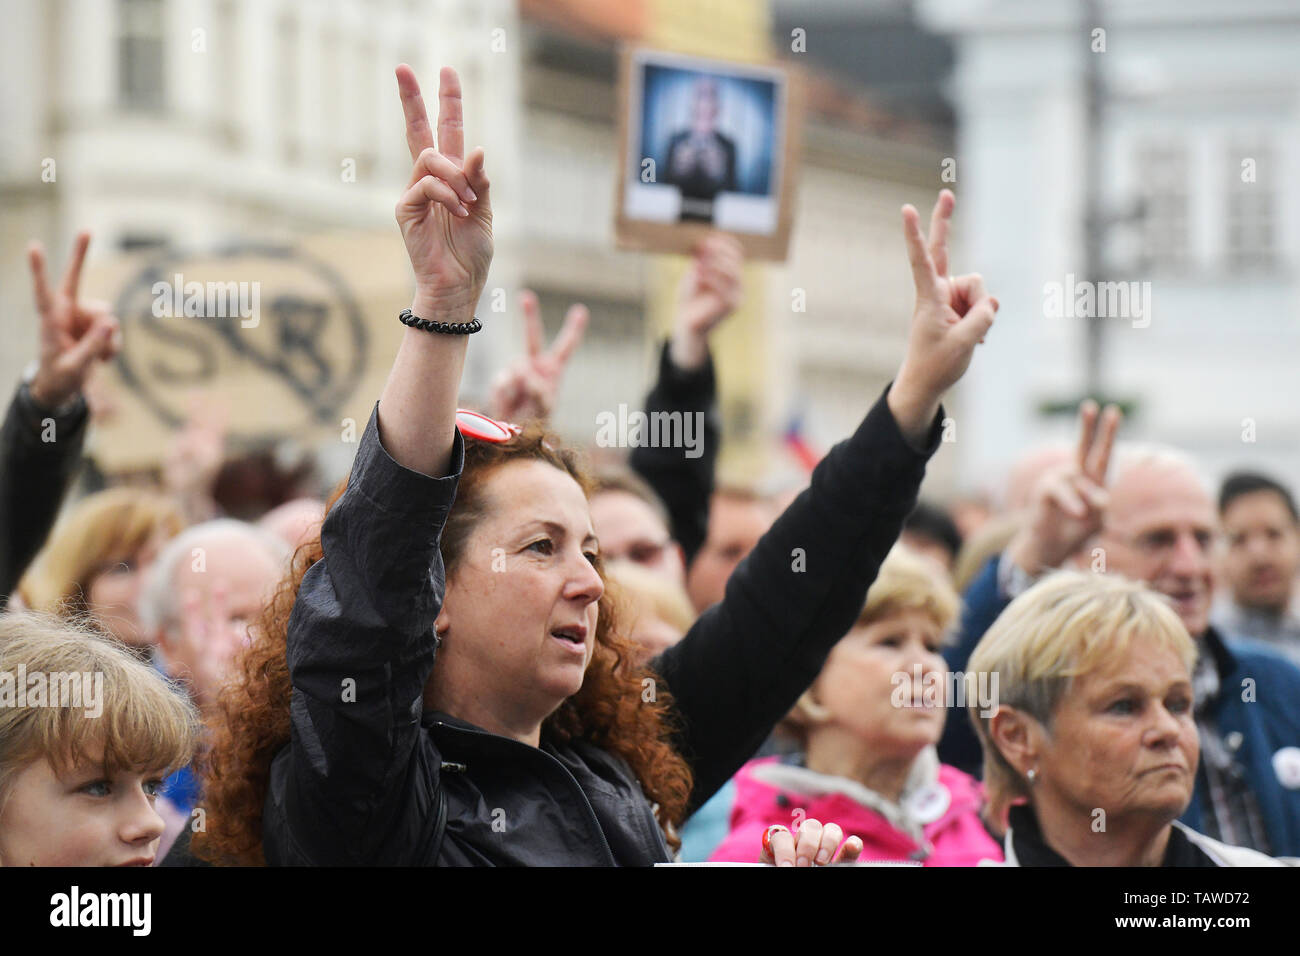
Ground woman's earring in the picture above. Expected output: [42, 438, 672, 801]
[1026, 768, 1038, 784]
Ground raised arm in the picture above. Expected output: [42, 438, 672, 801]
[268, 66, 489, 864]
[630, 234, 742, 563]
[2, 233, 119, 604]
[379, 64, 492, 478]
[653, 190, 998, 809]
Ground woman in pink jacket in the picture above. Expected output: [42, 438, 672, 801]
[709, 546, 1003, 865]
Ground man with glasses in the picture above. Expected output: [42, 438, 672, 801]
[939, 402, 1300, 856]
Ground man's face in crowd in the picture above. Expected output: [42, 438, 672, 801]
[686, 492, 773, 613]
[163, 534, 283, 704]
[691, 80, 719, 132]
[589, 491, 685, 587]
[1096, 463, 1217, 638]
[1219, 490, 1300, 615]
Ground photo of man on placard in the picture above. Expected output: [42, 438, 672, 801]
[618, 48, 798, 259]
[662, 77, 739, 221]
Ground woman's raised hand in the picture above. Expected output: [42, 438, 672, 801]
[395, 64, 492, 315]
[380, 65, 490, 478]
[888, 190, 997, 445]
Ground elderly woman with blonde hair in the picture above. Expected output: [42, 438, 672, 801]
[17, 487, 184, 658]
[707, 546, 1004, 865]
[970, 570, 1287, 866]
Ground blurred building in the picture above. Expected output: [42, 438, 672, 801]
[921, 0, 1300, 499]
[1, 0, 956, 496]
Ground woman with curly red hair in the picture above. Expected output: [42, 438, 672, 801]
[187, 63, 996, 866]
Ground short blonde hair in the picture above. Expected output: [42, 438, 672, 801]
[17, 488, 184, 615]
[784, 545, 962, 738]
[0, 612, 199, 810]
[856, 544, 961, 633]
[967, 570, 1196, 817]
[606, 560, 696, 635]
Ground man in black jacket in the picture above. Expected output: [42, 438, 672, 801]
[1, 232, 119, 605]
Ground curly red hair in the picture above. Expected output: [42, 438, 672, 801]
[194, 422, 694, 864]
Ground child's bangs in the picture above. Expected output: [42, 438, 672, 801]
[43, 663, 198, 781]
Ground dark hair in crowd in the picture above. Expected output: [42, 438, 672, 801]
[194, 423, 694, 864]
[1218, 471, 1299, 523]
[903, 501, 963, 562]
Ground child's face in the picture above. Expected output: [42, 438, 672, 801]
[0, 750, 168, 866]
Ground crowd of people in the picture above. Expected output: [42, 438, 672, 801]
[1, 64, 1297, 868]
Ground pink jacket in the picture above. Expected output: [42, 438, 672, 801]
[708, 750, 1004, 866]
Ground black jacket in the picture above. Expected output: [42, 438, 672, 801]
[262, 387, 941, 865]
[629, 342, 720, 566]
[0, 384, 88, 605]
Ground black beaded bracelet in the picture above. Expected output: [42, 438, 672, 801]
[399, 308, 482, 335]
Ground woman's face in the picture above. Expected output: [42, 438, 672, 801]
[0, 749, 167, 866]
[86, 531, 168, 648]
[1032, 636, 1198, 826]
[436, 460, 605, 716]
[811, 610, 948, 758]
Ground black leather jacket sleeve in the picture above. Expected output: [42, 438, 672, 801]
[276, 403, 463, 863]
[652, 386, 943, 813]
[0, 384, 88, 605]
[628, 341, 720, 566]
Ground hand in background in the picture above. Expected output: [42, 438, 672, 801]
[27, 231, 121, 409]
[488, 290, 588, 424]
[669, 232, 743, 371]
[1007, 400, 1122, 575]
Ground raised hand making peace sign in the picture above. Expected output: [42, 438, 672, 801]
[488, 290, 589, 424]
[380, 65, 493, 478]
[1008, 399, 1124, 576]
[888, 190, 998, 445]
[395, 64, 493, 316]
[26, 231, 121, 410]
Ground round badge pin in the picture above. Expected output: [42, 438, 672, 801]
[1272, 747, 1300, 789]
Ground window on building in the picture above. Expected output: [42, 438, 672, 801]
[118, 0, 164, 110]
[1134, 140, 1190, 274]
[1224, 140, 1276, 273]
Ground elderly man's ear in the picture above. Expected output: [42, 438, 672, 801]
[988, 706, 1044, 779]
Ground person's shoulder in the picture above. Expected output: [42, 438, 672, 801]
[1222, 634, 1300, 685]
[1173, 822, 1290, 867]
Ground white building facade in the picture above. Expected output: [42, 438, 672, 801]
[920, 0, 1300, 498]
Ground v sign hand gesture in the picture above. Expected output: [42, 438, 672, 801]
[395, 64, 493, 318]
[380, 65, 492, 479]
[488, 290, 589, 424]
[1008, 400, 1123, 576]
[888, 190, 997, 446]
[27, 231, 121, 410]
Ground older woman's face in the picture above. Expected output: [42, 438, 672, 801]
[437, 460, 604, 712]
[812, 610, 947, 757]
[86, 531, 169, 648]
[1035, 636, 1197, 825]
